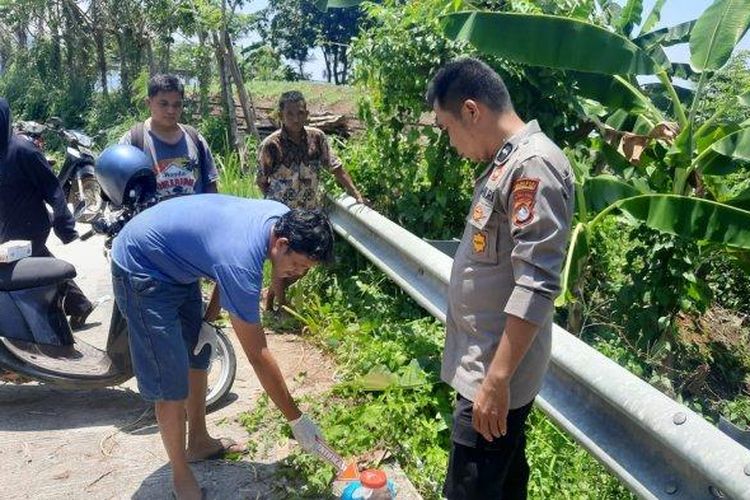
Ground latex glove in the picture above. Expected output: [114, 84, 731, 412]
[289, 414, 323, 454]
[193, 321, 219, 358]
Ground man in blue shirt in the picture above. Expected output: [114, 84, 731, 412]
[111, 194, 333, 499]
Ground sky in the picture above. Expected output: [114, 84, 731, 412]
[240, 0, 750, 81]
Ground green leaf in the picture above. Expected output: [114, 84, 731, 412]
[739, 90, 750, 107]
[398, 359, 429, 388]
[441, 12, 661, 75]
[727, 186, 750, 211]
[634, 20, 695, 50]
[598, 140, 634, 177]
[556, 223, 589, 307]
[596, 194, 750, 250]
[584, 175, 644, 213]
[357, 365, 398, 391]
[314, 0, 364, 10]
[690, 0, 750, 72]
[700, 128, 750, 175]
[640, 0, 667, 34]
[617, 0, 643, 36]
[574, 72, 660, 118]
[670, 62, 699, 81]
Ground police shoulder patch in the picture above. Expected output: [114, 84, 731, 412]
[472, 231, 488, 254]
[511, 177, 539, 226]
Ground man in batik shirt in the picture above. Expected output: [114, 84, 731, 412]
[257, 90, 366, 311]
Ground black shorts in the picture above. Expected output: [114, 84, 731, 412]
[443, 394, 534, 499]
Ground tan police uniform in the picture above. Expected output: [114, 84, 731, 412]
[441, 120, 575, 409]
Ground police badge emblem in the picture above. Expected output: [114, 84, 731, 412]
[472, 231, 487, 254]
[511, 177, 539, 226]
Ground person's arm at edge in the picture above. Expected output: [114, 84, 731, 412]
[24, 147, 78, 243]
[230, 314, 301, 421]
[473, 316, 538, 441]
[199, 134, 219, 193]
[255, 139, 271, 196]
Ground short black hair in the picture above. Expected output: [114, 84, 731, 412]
[425, 57, 512, 116]
[148, 74, 184, 99]
[274, 209, 334, 263]
[278, 90, 306, 112]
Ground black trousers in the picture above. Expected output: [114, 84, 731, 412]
[443, 394, 534, 500]
[32, 239, 92, 317]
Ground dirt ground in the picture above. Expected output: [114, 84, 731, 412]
[0, 228, 422, 499]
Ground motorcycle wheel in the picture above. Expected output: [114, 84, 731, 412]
[205, 327, 237, 411]
[69, 175, 103, 222]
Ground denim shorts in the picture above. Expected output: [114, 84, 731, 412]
[111, 262, 210, 402]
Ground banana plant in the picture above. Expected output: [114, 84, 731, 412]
[440, 0, 750, 307]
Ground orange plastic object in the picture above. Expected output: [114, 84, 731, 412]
[360, 469, 387, 489]
[337, 462, 360, 481]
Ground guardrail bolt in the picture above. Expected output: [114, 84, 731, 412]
[672, 412, 687, 425]
[708, 485, 726, 498]
[664, 483, 678, 495]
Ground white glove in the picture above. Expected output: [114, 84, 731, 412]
[193, 321, 219, 357]
[289, 414, 323, 454]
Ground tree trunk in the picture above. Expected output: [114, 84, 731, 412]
[322, 48, 332, 83]
[212, 30, 239, 156]
[223, 30, 260, 142]
[196, 31, 211, 118]
[341, 47, 349, 85]
[95, 31, 108, 95]
[332, 46, 340, 85]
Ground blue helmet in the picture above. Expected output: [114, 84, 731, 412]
[96, 144, 155, 208]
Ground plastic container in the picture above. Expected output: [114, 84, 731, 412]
[340, 469, 397, 499]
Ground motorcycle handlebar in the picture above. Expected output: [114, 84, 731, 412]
[79, 229, 96, 241]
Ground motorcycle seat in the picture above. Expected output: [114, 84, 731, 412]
[0, 257, 76, 291]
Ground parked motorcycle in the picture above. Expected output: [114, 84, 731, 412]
[46, 117, 104, 223]
[0, 145, 237, 410]
[14, 118, 103, 223]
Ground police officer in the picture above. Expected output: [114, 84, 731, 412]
[426, 58, 574, 498]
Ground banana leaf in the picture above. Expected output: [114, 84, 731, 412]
[727, 187, 750, 211]
[556, 222, 589, 307]
[640, 0, 667, 34]
[670, 62, 700, 81]
[699, 128, 750, 175]
[314, 0, 363, 10]
[584, 175, 644, 213]
[690, 0, 750, 72]
[617, 0, 643, 36]
[574, 72, 659, 116]
[441, 12, 661, 76]
[597, 194, 750, 250]
[634, 20, 695, 50]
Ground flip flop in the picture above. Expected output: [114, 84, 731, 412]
[187, 437, 247, 462]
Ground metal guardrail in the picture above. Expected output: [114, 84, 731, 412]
[328, 194, 750, 500]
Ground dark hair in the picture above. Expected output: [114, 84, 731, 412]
[278, 90, 306, 112]
[274, 209, 334, 263]
[425, 57, 512, 116]
[148, 74, 184, 98]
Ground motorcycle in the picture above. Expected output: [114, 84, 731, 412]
[0, 145, 237, 410]
[46, 117, 104, 223]
[14, 118, 104, 223]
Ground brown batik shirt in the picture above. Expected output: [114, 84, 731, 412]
[256, 126, 342, 210]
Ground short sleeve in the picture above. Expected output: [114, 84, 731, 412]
[320, 134, 343, 171]
[198, 133, 219, 183]
[213, 264, 262, 324]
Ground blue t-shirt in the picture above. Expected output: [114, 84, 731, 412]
[149, 131, 218, 199]
[112, 195, 289, 324]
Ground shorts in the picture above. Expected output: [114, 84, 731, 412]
[111, 262, 210, 401]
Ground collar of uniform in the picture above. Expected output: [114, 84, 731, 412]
[475, 119, 542, 182]
[280, 125, 308, 145]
